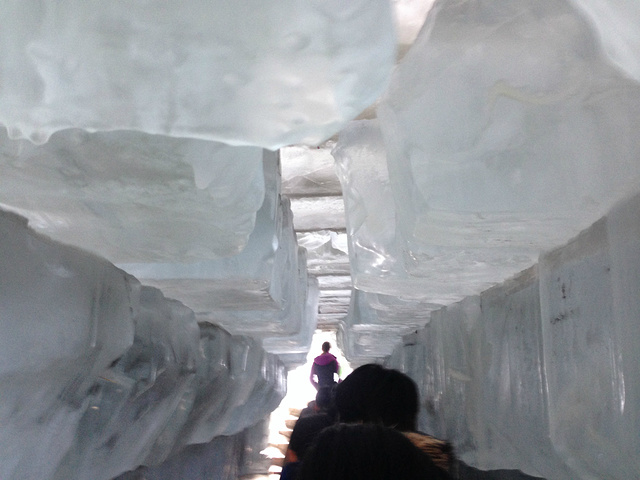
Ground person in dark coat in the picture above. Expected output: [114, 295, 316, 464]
[281, 413, 335, 480]
[334, 364, 455, 474]
[297, 423, 452, 480]
[309, 342, 340, 391]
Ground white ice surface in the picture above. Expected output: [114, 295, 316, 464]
[2, 0, 640, 478]
[0, 210, 135, 480]
[0, 128, 264, 263]
[568, 0, 640, 82]
[335, 0, 640, 306]
[387, 192, 640, 479]
[0, 209, 286, 480]
[0, 0, 395, 148]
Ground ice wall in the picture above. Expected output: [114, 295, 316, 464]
[0, 209, 286, 480]
[3, 0, 640, 478]
[280, 144, 352, 328]
[0, 210, 135, 480]
[114, 418, 273, 480]
[567, 0, 640, 82]
[334, 0, 640, 363]
[332, 2, 640, 477]
[0, 0, 395, 148]
[0, 127, 265, 263]
[386, 191, 640, 479]
[119, 150, 317, 365]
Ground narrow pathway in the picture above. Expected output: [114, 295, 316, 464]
[241, 402, 305, 480]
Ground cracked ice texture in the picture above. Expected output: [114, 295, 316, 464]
[335, 0, 640, 310]
[0, 209, 286, 480]
[0, 0, 395, 148]
[0, 128, 265, 264]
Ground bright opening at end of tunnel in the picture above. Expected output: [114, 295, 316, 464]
[259, 330, 353, 477]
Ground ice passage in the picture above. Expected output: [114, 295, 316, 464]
[1, 1, 640, 479]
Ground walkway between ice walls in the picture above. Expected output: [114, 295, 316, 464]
[3, 192, 639, 480]
[386, 191, 640, 480]
[2, 1, 640, 478]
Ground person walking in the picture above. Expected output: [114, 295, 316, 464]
[309, 342, 340, 391]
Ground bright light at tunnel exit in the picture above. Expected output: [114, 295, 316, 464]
[260, 330, 353, 464]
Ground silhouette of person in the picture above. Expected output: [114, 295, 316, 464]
[299, 386, 336, 419]
[297, 423, 452, 480]
[281, 413, 335, 480]
[334, 364, 454, 473]
[309, 342, 340, 391]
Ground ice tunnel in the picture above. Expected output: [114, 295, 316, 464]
[1, 1, 640, 479]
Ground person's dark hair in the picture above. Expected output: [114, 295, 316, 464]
[334, 364, 419, 431]
[321, 341, 331, 353]
[288, 413, 334, 461]
[297, 423, 452, 480]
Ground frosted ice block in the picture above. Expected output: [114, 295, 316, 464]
[0, 128, 265, 264]
[0, 209, 135, 480]
[0, 0, 395, 148]
[182, 324, 286, 446]
[336, 0, 640, 306]
[53, 287, 201, 480]
[567, 0, 640, 81]
[386, 192, 640, 478]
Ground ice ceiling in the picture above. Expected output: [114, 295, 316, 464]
[2, 0, 640, 366]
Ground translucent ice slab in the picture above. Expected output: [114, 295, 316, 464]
[262, 276, 319, 367]
[0, 209, 136, 480]
[339, 288, 441, 364]
[567, 0, 640, 81]
[289, 195, 346, 231]
[121, 151, 317, 355]
[281, 144, 342, 198]
[0, 0, 395, 148]
[297, 230, 350, 277]
[195, 203, 306, 339]
[119, 150, 281, 311]
[0, 208, 287, 480]
[281, 145, 351, 330]
[0, 127, 265, 264]
[386, 192, 640, 478]
[336, 0, 640, 305]
[53, 286, 201, 480]
[332, 120, 403, 285]
[297, 230, 352, 327]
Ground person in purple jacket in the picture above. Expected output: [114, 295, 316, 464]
[309, 342, 340, 391]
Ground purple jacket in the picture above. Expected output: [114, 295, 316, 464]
[310, 353, 339, 389]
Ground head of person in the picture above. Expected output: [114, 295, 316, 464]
[334, 364, 419, 432]
[297, 423, 452, 480]
[288, 413, 335, 462]
[321, 341, 331, 353]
